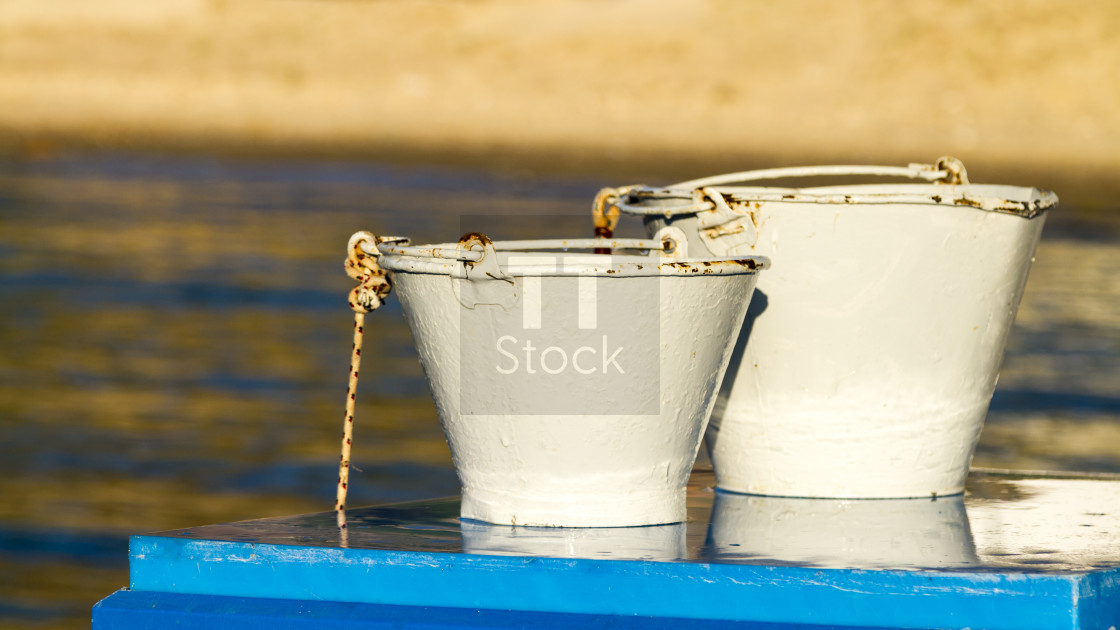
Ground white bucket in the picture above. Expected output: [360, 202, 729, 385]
[706, 492, 977, 569]
[612, 159, 1057, 498]
[376, 235, 768, 526]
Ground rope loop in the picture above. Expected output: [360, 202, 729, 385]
[346, 231, 393, 313]
[592, 186, 638, 253]
[591, 186, 639, 238]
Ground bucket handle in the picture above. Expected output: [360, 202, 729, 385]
[372, 237, 675, 260]
[671, 156, 968, 190]
[608, 157, 969, 219]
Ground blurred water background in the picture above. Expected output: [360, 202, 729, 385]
[3, 1, 1120, 627]
[1, 149, 1118, 629]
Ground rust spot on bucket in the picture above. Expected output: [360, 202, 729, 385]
[931, 195, 942, 203]
[458, 232, 493, 247]
[593, 226, 613, 254]
[657, 259, 765, 272]
[457, 232, 493, 268]
[993, 200, 1039, 216]
[954, 196, 982, 208]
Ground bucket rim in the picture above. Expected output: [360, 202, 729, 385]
[377, 238, 769, 278]
[619, 182, 1058, 220]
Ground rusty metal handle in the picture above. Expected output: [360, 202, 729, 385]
[615, 158, 970, 217]
[672, 159, 967, 189]
[372, 238, 670, 260]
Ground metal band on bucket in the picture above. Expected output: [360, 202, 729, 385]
[614, 158, 1058, 220]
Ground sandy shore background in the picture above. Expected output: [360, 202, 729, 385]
[1, 0, 1118, 199]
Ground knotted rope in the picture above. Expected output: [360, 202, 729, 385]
[336, 231, 393, 535]
[591, 186, 635, 254]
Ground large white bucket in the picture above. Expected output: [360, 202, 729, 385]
[376, 235, 768, 526]
[611, 159, 1057, 498]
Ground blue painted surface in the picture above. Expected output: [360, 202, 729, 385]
[99, 471, 1120, 630]
[1079, 570, 1120, 629]
[93, 589, 884, 629]
[128, 535, 1099, 630]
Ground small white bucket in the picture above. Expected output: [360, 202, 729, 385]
[376, 235, 768, 526]
[706, 492, 977, 569]
[612, 158, 1057, 498]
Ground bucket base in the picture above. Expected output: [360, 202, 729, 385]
[706, 401, 985, 499]
[712, 485, 967, 501]
[460, 485, 686, 528]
